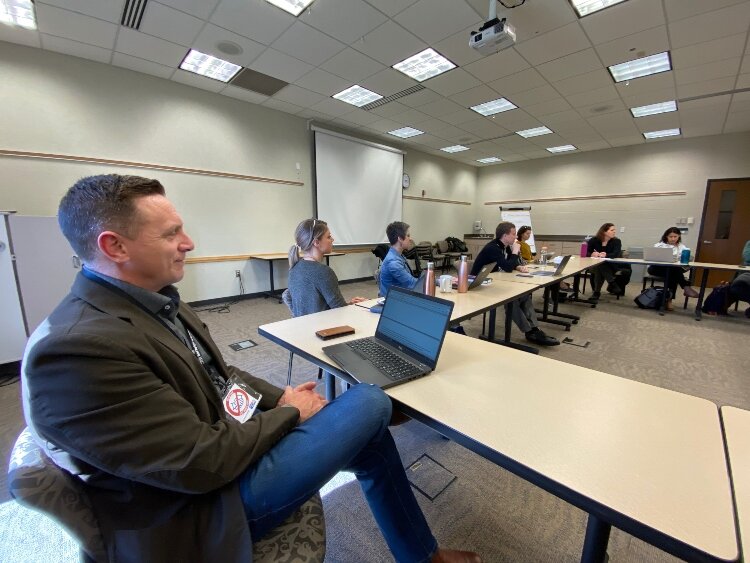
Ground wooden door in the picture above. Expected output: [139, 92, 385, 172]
[696, 179, 750, 287]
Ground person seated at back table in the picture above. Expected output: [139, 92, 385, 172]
[586, 222, 631, 300]
[728, 239, 750, 318]
[379, 221, 422, 297]
[647, 227, 700, 311]
[21, 174, 481, 563]
[471, 221, 559, 346]
[517, 225, 533, 263]
[287, 218, 366, 316]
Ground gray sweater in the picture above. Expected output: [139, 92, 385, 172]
[287, 259, 347, 317]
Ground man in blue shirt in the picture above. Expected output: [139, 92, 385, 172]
[379, 221, 422, 296]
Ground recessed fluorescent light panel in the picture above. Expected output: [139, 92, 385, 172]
[470, 97, 517, 117]
[608, 52, 671, 83]
[630, 100, 677, 118]
[1, 0, 36, 29]
[570, 0, 627, 17]
[546, 145, 577, 153]
[332, 85, 382, 107]
[477, 157, 503, 164]
[265, 0, 315, 16]
[388, 127, 424, 139]
[392, 48, 456, 82]
[516, 126, 553, 138]
[643, 128, 680, 139]
[441, 145, 469, 153]
[180, 49, 241, 82]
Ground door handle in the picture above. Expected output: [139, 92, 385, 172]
[702, 241, 712, 244]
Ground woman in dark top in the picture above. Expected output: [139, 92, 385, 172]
[587, 222, 631, 300]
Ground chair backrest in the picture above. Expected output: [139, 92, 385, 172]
[435, 240, 449, 254]
[414, 243, 433, 261]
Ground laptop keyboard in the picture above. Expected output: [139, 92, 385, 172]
[347, 339, 422, 381]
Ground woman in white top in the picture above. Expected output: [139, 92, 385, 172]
[647, 227, 699, 310]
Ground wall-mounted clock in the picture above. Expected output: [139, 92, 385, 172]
[402, 173, 410, 189]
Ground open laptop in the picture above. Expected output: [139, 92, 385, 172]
[643, 246, 678, 263]
[453, 264, 494, 290]
[532, 255, 571, 276]
[323, 287, 454, 389]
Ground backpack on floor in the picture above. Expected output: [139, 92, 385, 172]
[702, 282, 731, 315]
[634, 287, 664, 309]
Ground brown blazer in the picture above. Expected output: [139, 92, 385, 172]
[22, 273, 299, 562]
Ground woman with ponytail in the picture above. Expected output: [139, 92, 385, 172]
[287, 218, 366, 317]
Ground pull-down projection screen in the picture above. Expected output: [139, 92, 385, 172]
[313, 126, 403, 246]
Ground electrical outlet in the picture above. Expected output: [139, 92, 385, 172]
[620, 226, 625, 233]
[235, 270, 241, 278]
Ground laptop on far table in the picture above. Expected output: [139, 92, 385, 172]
[643, 246, 678, 263]
[453, 264, 494, 290]
[323, 287, 454, 390]
[532, 255, 571, 276]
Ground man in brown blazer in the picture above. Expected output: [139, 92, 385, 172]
[21, 175, 481, 563]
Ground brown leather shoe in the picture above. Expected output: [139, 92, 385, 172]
[665, 299, 674, 311]
[431, 548, 483, 563]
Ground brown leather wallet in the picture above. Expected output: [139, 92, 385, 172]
[315, 325, 356, 340]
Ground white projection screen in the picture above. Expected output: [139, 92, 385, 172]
[313, 127, 403, 246]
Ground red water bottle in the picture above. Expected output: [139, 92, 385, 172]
[457, 255, 469, 293]
[580, 241, 588, 257]
[424, 262, 435, 296]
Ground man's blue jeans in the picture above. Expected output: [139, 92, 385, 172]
[238, 383, 438, 562]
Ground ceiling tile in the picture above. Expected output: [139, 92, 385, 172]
[680, 97, 731, 136]
[679, 94, 732, 110]
[171, 69, 227, 92]
[742, 57, 750, 75]
[300, 0, 388, 44]
[488, 68, 548, 96]
[675, 58, 741, 87]
[510, 84, 561, 107]
[668, 2, 750, 49]
[432, 25, 484, 67]
[272, 84, 325, 107]
[390, 107, 430, 124]
[614, 72, 675, 98]
[115, 28, 187, 67]
[221, 85, 269, 104]
[319, 48, 385, 82]
[608, 135, 644, 147]
[449, 84, 501, 107]
[672, 34, 746, 70]
[536, 48, 602, 83]
[736, 74, 750, 89]
[0, 24, 41, 48]
[40, 33, 111, 63]
[294, 68, 352, 96]
[576, 98, 626, 117]
[487, 109, 540, 131]
[364, 0, 420, 17]
[553, 68, 613, 96]
[298, 108, 336, 121]
[262, 98, 305, 115]
[210, 0, 295, 46]
[463, 48, 530, 82]
[157, 0, 220, 20]
[309, 97, 357, 117]
[676, 77, 736, 100]
[724, 109, 750, 133]
[399, 87, 442, 107]
[369, 117, 402, 132]
[140, 2, 203, 47]
[455, 118, 506, 139]
[411, 118, 452, 135]
[361, 68, 417, 96]
[335, 108, 382, 125]
[523, 97, 573, 117]
[620, 87, 677, 109]
[541, 109, 586, 127]
[441, 107, 482, 125]
[272, 21, 346, 66]
[249, 48, 313, 83]
[368, 101, 410, 118]
[353, 20, 426, 66]
[633, 113, 681, 133]
[419, 98, 466, 118]
[39, 0, 122, 23]
[36, 3, 117, 49]
[425, 68, 481, 97]
[514, 22, 591, 66]
[396, 0, 480, 44]
[565, 85, 620, 108]
[580, 0, 665, 45]
[192, 24, 266, 67]
[664, 0, 748, 22]
[577, 140, 610, 151]
[112, 52, 175, 79]
[587, 110, 640, 137]
[593, 25, 669, 67]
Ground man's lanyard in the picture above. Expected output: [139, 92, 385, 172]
[186, 329, 205, 366]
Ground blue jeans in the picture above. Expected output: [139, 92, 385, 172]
[238, 384, 438, 563]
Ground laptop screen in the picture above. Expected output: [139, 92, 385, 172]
[376, 287, 453, 368]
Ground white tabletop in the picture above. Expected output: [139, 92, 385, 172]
[608, 258, 748, 272]
[259, 308, 738, 561]
[494, 255, 602, 286]
[721, 406, 750, 558]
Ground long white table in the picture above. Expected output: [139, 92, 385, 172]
[721, 406, 750, 561]
[258, 307, 738, 563]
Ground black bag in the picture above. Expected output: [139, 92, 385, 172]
[445, 236, 468, 253]
[702, 282, 731, 315]
[634, 287, 665, 309]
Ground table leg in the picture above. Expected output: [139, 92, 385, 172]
[325, 371, 336, 401]
[694, 269, 709, 321]
[535, 286, 572, 331]
[659, 268, 670, 316]
[479, 302, 539, 354]
[581, 514, 611, 563]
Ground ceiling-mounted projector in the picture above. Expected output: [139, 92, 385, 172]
[469, 18, 516, 55]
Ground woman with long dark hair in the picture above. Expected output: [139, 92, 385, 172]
[586, 222, 631, 300]
[648, 227, 699, 311]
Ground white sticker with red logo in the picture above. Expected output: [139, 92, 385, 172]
[222, 383, 261, 423]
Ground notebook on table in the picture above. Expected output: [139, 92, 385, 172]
[532, 255, 571, 276]
[643, 246, 678, 263]
[323, 287, 454, 389]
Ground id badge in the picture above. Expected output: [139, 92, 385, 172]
[222, 377, 262, 423]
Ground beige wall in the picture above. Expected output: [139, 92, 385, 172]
[475, 133, 750, 252]
[0, 41, 475, 301]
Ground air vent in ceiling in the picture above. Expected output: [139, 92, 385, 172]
[121, 0, 148, 29]
[361, 84, 426, 111]
[231, 69, 289, 97]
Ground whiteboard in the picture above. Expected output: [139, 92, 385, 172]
[500, 209, 536, 253]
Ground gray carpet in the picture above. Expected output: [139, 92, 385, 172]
[1, 279, 748, 562]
